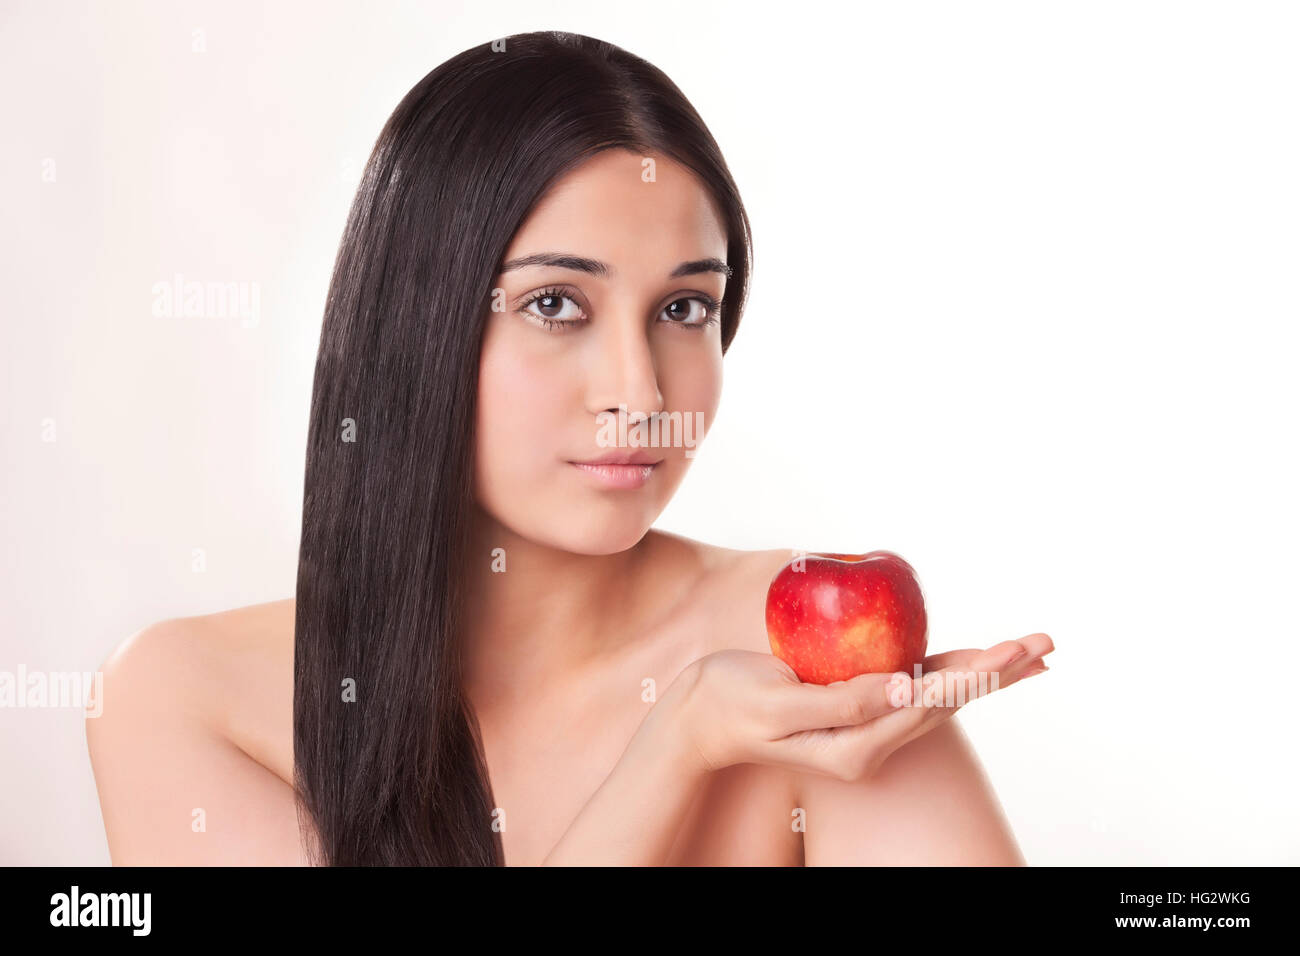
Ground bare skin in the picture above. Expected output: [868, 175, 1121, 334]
[88, 148, 1051, 864]
[86, 531, 1045, 865]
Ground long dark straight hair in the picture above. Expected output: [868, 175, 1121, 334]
[292, 30, 753, 865]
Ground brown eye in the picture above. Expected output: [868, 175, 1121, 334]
[518, 288, 587, 330]
[533, 295, 566, 318]
[660, 296, 721, 328]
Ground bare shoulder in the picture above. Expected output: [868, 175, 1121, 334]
[86, 599, 305, 865]
[93, 599, 295, 771]
[676, 537, 794, 655]
[795, 713, 1026, 865]
[642, 531, 792, 653]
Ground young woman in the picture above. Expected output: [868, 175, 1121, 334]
[87, 30, 1054, 866]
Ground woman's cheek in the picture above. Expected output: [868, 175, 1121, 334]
[669, 350, 723, 448]
[476, 327, 568, 507]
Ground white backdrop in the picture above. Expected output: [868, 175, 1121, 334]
[2, 0, 1297, 865]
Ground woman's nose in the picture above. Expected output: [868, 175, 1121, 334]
[584, 322, 664, 421]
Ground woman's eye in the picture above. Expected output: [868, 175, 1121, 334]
[516, 290, 720, 332]
[519, 291, 586, 329]
[660, 296, 720, 328]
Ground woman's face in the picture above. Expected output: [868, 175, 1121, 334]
[474, 148, 729, 554]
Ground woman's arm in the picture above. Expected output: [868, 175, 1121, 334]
[542, 669, 709, 866]
[798, 715, 1027, 865]
[543, 636, 1051, 866]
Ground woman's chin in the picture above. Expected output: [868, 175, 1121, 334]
[544, 516, 656, 557]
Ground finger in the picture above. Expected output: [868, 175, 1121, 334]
[921, 640, 1053, 709]
[785, 636, 1057, 779]
[769, 633, 1056, 742]
[921, 634, 1054, 674]
[771, 670, 912, 734]
[840, 660, 989, 747]
[874, 644, 1052, 749]
[945, 634, 1055, 673]
[920, 648, 980, 672]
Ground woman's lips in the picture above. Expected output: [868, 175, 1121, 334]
[568, 461, 659, 489]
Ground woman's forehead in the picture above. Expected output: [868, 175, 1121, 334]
[502, 150, 728, 270]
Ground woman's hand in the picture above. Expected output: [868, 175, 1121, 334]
[668, 634, 1054, 782]
[543, 635, 1053, 865]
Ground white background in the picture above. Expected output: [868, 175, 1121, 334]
[2, 0, 1297, 865]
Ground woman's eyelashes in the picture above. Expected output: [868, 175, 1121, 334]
[662, 296, 721, 328]
[517, 287, 586, 330]
[515, 286, 722, 333]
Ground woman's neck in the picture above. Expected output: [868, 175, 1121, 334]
[460, 508, 671, 709]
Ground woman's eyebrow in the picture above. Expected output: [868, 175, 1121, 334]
[499, 252, 732, 279]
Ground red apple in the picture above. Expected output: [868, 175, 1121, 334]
[765, 550, 928, 684]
